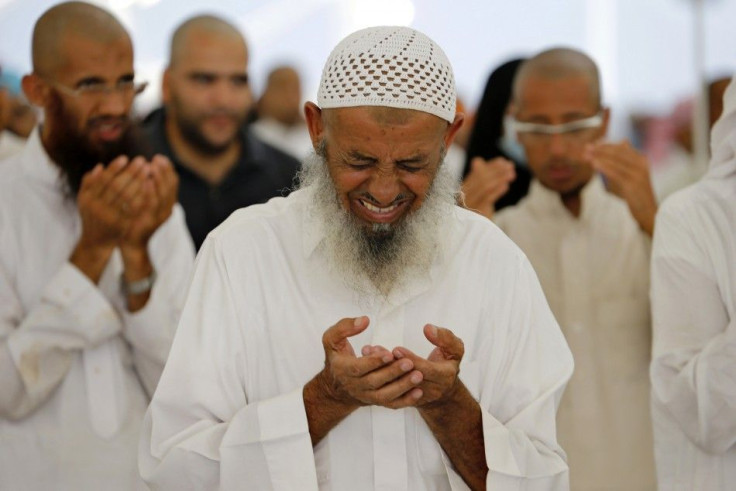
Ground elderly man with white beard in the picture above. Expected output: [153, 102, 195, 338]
[140, 26, 574, 491]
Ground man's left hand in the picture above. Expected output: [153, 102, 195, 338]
[387, 324, 464, 408]
[121, 155, 178, 251]
[585, 140, 658, 236]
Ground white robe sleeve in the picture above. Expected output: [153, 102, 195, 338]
[139, 235, 319, 490]
[650, 203, 736, 454]
[474, 256, 573, 490]
[0, 260, 122, 419]
[121, 205, 195, 396]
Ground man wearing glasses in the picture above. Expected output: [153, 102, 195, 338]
[486, 48, 658, 490]
[0, 2, 194, 489]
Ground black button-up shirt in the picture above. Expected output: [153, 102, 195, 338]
[142, 108, 302, 250]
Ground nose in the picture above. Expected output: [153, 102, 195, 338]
[366, 166, 402, 205]
[211, 79, 232, 107]
[97, 90, 128, 116]
[547, 133, 568, 158]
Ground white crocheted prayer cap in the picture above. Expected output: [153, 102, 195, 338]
[317, 26, 457, 123]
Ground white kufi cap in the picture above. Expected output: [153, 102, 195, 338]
[317, 26, 457, 123]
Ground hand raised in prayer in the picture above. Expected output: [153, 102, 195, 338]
[120, 155, 178, 252]
[460, 157, 516, 220]
[389, 324, 464, 409]
[71, 155, 150, 283]
[585, 140, 658, 236]
[316, 316, 425, 410]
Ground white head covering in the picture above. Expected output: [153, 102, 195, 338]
[317, 26, 457, 124]
[707, 75, 736, 179]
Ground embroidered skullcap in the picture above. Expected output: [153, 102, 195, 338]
[317, 26, 456, 123]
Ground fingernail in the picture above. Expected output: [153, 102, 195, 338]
[410, 372, 423, 384]
[429, 325, 438, 337]
[412, 389, 423, 400]
[353, 317, 363, 327]
[400, 360, 412, 372]
[382, 353, 393, 363]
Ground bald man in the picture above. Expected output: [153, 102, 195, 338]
[487, 48, 657, 489]
[250, 65, 314, 161]
[142, 15, 301, 250]
[140, 26, 573, 490]
[0, 2, 194, 489]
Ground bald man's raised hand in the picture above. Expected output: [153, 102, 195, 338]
[460, 157, 516, 220]
[70, 156, 149, 283]
[121, 155, 178, 251]
[585, 140, 658, 236]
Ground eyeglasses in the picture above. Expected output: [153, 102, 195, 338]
[511, 112, 604, 143]
[47, 78, 148, 100]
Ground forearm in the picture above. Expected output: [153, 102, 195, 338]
[419, 381, 488, 490]
[652, 326, 736, 453]
[1, 263, 121, 418]
[303, 369, 360, 446]
[69, 240, 114, 284]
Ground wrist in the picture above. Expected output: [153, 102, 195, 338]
[70, 241, 115, 284]
[120, 245, 152, 279]
[315, 368, 361, 408]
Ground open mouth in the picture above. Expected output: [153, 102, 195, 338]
[353, 196, 411, 224]
[359, 199, 400, 214]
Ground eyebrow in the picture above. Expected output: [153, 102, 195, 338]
[346, 150, 429, 165]
[73, 73, 134, 87]
[346, 151, 377, 162]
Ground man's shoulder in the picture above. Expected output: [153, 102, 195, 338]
[206, 189, 305, 245]
[451, 205, 527, 259]
[0, 149, 34, 199]
[243, 128, 301, 171]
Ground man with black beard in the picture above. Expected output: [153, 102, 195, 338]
[0, 2, 194, 489]
[141, 26, 574, 490]
[142, 15, 301, 250]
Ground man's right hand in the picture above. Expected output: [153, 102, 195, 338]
[70, 156, 150, 284]
[460, 157, 516, 219]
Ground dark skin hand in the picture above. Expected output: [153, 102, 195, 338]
[303, 317, 488, 490]
[70, 154, 179, 312]
[460, 156, 516, 220]
[584, 140, 658, 236]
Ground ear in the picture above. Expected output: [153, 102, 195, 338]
[21, 74, 49, 108]
[443, 112, 465, 149]
[304, 101, 325, 150]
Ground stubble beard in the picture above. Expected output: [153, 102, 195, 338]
[298, 144, 459, 298]
[171, 94, 244, 156]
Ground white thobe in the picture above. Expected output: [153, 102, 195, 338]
[496, 177, 656, 490]
[0, 129, 195, 490]
[650, 76, 736, 491]
[140, 187, 575, 490]
[0, 130, 25, 160]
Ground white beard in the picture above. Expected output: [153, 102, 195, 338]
[298, 148, 460, 298]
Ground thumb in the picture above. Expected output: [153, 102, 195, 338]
[323, 316, 370, 353]
[424, 324, 464, 361]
